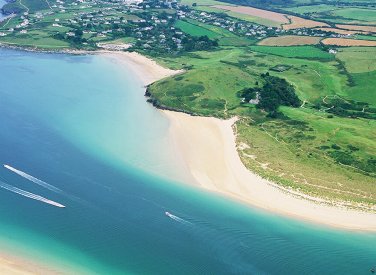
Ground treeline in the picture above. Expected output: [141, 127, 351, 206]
[240, 73, 301, 116]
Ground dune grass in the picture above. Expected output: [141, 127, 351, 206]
[149, 46, 376, 207]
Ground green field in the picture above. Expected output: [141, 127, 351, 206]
[336, 47, 376, 73]
[332, 8, 376, 25]
[175, 20, 221, 39]
[249, 45, 333, 60]
[174, 19, 253, 46]
[290, 6, 376, 25]
[283, 4, 338, 15]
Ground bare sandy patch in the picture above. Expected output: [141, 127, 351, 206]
[322, 38, 376, 47]
[258, 35, 321, 46]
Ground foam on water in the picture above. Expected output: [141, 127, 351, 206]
[4, 164, 62, 193]
[0, 180, 65, 208]
[165, 211, 192, 225]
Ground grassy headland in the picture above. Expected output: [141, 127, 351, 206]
[0, 0, 375, 209]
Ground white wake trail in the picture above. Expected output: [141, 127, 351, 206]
[0, 181, 65, 208]
[165, 211, 192, 225]
[4, 164, 62, 193]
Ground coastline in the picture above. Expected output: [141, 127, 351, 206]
[0, 253, 61, 275]
[162, 111, 376, 231]
[1, 46, 375, 273]
[101, 50, 376, 231]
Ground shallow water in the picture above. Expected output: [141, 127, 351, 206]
[0, 48, 375, 274]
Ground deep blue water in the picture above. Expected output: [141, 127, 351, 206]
[0, 48, 375, 274]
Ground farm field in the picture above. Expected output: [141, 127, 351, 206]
[283, 15, 328, 30]
[336, 24, 376, 33]
[257, 35, 322, 46]
[283, 4, 338, 15]
[211, 4, 328, 30]
[175, 19, 222, 39]
[212, 5, 289, 24]
[174, 19, 252, 46]
[249, 45, 333, 59]
[353, 35, 376, 41]
[322, 38, 376, 46]
[315, 27, 366, 35]
[332, 8, 376, 25]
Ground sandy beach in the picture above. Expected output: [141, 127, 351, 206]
[0, 253, 62, 275]
[163, 111, 376, 231]
[103, 50, 376, 231]
[100, 51, 183, 86]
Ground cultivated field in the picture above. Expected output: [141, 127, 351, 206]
[283, 16, 328, 30]
[212, 5, 328, 30]
[258, 35, 322, 46]
[322, 38, 376, 46]
[212, 5, 289, 24]
[336, 24, 376, 33]
[316, 27, 366, 35]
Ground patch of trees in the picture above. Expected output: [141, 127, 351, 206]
[53, 29, 90, 48]
[240, 73, 301, 115]
[315, 97, 376, 120]
[181, 35, 218, 51]
[328, 147, 376, 174]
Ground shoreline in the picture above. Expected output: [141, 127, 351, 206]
[0, 253, 62, 275]
[0, 46, 375, 273]
[162, 111, 376, 231]
[90, 50, 376, 231]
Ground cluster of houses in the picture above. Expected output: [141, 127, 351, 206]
[181, 9, 280, 39]
[289, 27, 358, 39]
[0, 0, 359, 48]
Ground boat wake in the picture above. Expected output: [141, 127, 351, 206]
[0, 180, 65, 208]
[4, 164, 62, 193]
[165, 211, 192, 225]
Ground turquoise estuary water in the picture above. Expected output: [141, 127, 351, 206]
[0, 49, 375, 274]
